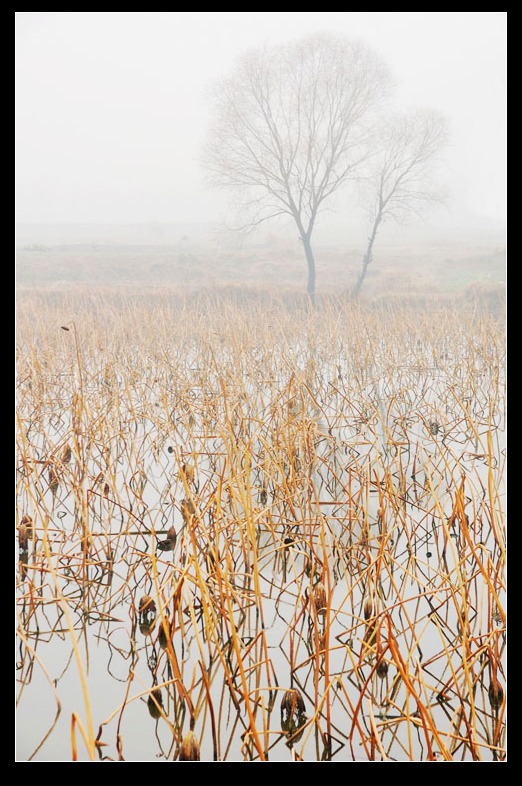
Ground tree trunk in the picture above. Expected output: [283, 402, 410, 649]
[352, 214, 381, 299]
[302, 234, 316, 305]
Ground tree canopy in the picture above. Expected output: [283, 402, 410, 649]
[202, 32, 447, 300]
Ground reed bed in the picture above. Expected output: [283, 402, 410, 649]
[15, 289, 506, 761]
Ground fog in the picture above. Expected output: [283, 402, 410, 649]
[15, 12, 506, 238]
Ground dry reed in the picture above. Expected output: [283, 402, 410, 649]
[16, 289, 506, 761]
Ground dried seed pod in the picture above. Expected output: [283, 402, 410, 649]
[158, 616, 172, 649]
[139, 618, 155, 636]
[205, 547, 220, 572]
[488, 676, 504, 710]
[288, 398, 300, 417]
[157, 525, 177, 552]
[179, 730, 200, 761]
[48, 465, 60, 494]
[363, 597, 374, 620]
[147, 688, 164, 719]
[281, 688, 306, 724]
[18, 515, 34, 550]
[139, 595, 156, 615]
[283, 716, 307, 744]
[304, 556, 322, 581]
[429, 421, 441, 436]
[312, 581, 327, 616]
[363, 620, 378, 650]
[19, 549, 29, 581]
[181, 463, 195, 484]
[281, 688, 307, 741]
[181, 498, 196, 525]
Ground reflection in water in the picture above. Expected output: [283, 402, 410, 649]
[16, 297, 506, 761]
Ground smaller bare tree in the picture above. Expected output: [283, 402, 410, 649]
[352, 109, 448, 298]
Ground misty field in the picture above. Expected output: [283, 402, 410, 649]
[15, 289, 506, 762]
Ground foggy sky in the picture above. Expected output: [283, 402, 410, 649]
[15, 12, 506, 231]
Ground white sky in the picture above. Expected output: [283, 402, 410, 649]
[15, 11, 507, 229]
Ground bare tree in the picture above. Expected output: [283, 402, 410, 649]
[352, 108, 448, 298]
[202, 33, 391, 303]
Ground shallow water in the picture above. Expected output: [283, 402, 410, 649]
[16, 324, 506, 761]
